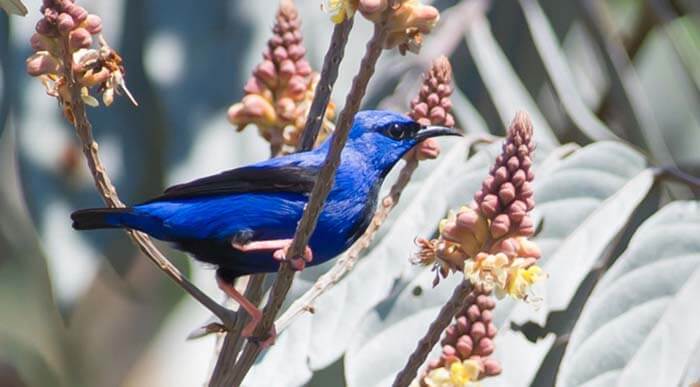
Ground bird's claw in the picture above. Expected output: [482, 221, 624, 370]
[249, 325, 277, 350]
[272, 244, 313, 271]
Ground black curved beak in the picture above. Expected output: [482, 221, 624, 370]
[415, 126, 463, 141]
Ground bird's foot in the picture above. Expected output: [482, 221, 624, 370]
[216, 276, 276, 347]
[272, 243, 313, 271]
[250, 325, 277, 349]
[232, 238, 313, 271]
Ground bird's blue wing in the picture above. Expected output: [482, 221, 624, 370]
[143, 150, 325, 203]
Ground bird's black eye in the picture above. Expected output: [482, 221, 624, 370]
[387, 123, 405, 140]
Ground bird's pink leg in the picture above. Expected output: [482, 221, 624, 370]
[216, 276, 276, 348]
[232, 238, 313, 271]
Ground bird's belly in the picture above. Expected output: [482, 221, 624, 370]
[137, 190, 375, 274]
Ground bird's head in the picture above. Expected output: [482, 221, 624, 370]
[335, 110, 462, 174]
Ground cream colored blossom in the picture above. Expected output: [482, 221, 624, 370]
[325, 0, 357, 23]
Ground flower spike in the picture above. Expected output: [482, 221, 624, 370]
[229, 0, 335, 154]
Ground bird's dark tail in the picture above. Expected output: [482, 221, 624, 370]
[71, 208, 132, 230]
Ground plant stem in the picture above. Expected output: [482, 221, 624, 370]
[297, 17, 354, 152]
[392, 281, 473, 387]
[211, 13, 394, 387]
[275, 158, 418, 332]
[58, 39, 236, 328]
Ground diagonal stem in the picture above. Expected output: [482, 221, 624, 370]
[392, 281, 473, 387]
[58, 38, 236, 328]
[213, 11, 396, 387]
[297, 17, 354, 152]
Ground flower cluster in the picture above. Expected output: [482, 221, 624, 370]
[414, 112, 542, 387]
[26, 0, 135, 123]
[418, 287, 502, 387]
[406, 55, 455, 161]
[413, 112, 543, 301]
[325, 0, 440, 55]
[228, 0, 335, 154]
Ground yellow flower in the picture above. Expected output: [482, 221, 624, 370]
[464, 252, 509, 291]
[325, 0, 357, 24]
[449, 359, 481, 386]
[503, 264, 544, 303]
[424, 366, 451, 387]
[422, 360, 481, 387]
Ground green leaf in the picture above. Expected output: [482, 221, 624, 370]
[0, 0, 27, 16]
[557, 201, 700, 387]
[465, 13, 559, 150]
[0, 127, 67, 386]
[518, 0, 622, 142]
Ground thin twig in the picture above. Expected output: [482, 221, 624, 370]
[215, 13, 394, 387]
[58, 39, 236, 328]
[298, 17, 354, 152]
[276, 158, 419, 332]
[392, 281, 473, 387]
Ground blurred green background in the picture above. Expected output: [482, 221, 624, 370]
[1, 0, 698, 386]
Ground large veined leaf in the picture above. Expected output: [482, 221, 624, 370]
[344, 145, 503, 387]
[518, 0, 621, 142]
[557, 201, 700, 387]
[464, 13, 559, 150]
[341, 141, 649, 386]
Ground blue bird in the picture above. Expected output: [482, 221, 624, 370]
[71, 110, 460, 337]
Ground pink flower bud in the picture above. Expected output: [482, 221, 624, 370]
[254, 60, 277, 86]
[57, 13, 76, 34]
[456, 335, 473, 358]
[498, 182, 516, 205]
[470, 321, 486, 341]
[295, 59, 311, 76]
[493, 166, 509, 185]
[30, 33, 52, 51]
[466, 304, 480, 322]
[426, 93, 440, 106]
[414, 138, 440, 160]
[480, 309, 493, 323]
[511, 169, 526, 187]
[490, 214, 510, 239]
[36, 19, 53, 35]
[475, 294, 493, 310]
[273, 46, 288, 62]
[278, 59, 296, 78]
[412, 102, 428, 117]
[84, 14, 103, 34]
[483, 358, 502, 376]
[440, 98, 452, 111]
[69, 28, 92, 50]
[359, 0, 386, 14]
[475, 337, 494, 356]
[429, 106, 445, 123]
[486, 322, 498, 337]
[508, 200, 527, 222]
[456, 316, 469, 335]
[442, 344, 456, 357]
[480, 194, 499, 218]
[26, 53, 59, 76]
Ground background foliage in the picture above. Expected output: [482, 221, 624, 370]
[0, 0, 698, 386]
